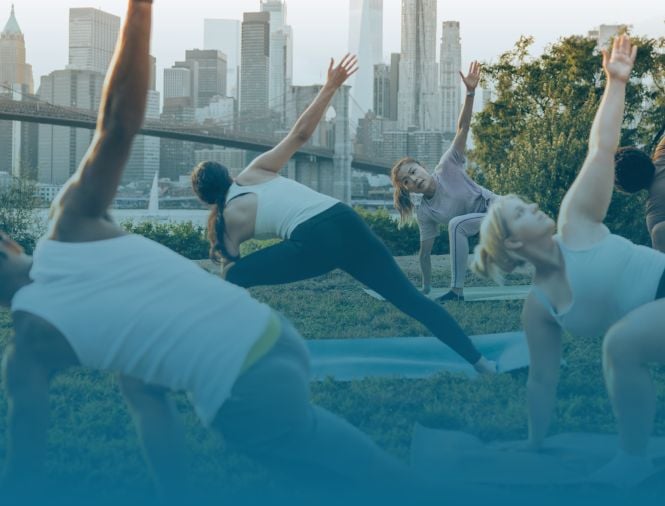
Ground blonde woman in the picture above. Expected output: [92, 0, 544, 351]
[471, 36, 665, 487]
[391, 62, 499, 302]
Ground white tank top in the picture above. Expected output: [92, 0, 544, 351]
[11, 235, 272, 426]
[531, 234, 665, 337]
[226, 176, 339, 239]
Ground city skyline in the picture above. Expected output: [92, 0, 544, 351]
[8, 0, 665, 98]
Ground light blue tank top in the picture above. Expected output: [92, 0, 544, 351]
[531, 234, 665, 337]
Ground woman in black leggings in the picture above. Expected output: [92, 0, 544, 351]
[191, 55, 496, 374]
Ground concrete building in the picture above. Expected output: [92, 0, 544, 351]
[185, 49, 227, 108]
[68, 8, 120, 74]
[373, 64, 391, 119]
[397, 0, 439, 131]
[0, 5, 33, 92]
[37, 69, 105, 184]
[588, 24, 631, 50]
[0, 6, 36, 179]
[204, 19, 241, 99]
[261, 1, 293, 120]
[196, 95, 236, 126]
[440, 21, 462, 136]
[124, 89, 161, 184]
[240, 12, 270, 130]
[348, 0, 383, 120]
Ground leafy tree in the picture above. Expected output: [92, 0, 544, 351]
[472, 34, 665, 244]
[0, 178, 40, 253]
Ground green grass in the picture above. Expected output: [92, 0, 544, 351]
[0, 254, 663, 499]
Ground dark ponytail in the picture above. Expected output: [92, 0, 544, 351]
[191, 161, 238, 264]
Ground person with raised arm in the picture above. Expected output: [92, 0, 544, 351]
[471, 35, 665, 487]
[390, 62, 500, 302]
[0, 2, 426, 502]
[191, 57, 496, 374]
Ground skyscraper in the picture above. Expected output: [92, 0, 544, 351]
[397, 0, 439, 131]
[185, 49, 227, 108]
[0, 5, 36, 178]
[162, 65, 196, 180]
[389, 53, 400, 122]
[373, 63, 391, 118]
[240, 12, 270, 130]
[37, 69, 106, 184]
[440, 21, 462, 136]
[261, 1, 293, 119]
[204, 19, 241, 99]
[124, 90, 160, 184]
[348, 0, 383, 119]
[68, 8, 120, 74]
[0, 5, 33, 92]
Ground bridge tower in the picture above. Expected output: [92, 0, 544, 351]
[284, 84, 352, 203]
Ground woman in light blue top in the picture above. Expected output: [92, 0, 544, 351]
[472, 36, 665, 488]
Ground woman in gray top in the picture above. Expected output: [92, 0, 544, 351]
[391, 62, 499, 302]
[614, 125, 665, 251]
[472, 36, 665, 488]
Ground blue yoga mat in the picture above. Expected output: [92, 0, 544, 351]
[306, 332, 528, 381]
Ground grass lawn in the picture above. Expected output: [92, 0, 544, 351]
[0, 254, 663, 500]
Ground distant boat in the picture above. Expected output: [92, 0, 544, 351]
[148, 170, 159, 213]
[146, 170, 168, 221]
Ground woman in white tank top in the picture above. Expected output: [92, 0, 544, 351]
[191, 56, 496, 374]
[472, 36, 665, 487]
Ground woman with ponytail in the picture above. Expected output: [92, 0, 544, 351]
[192, 55, 496, 374]
[391, 62, 500, 302]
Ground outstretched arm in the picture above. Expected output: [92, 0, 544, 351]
[451, 61, 481, 154]
[559, 35, 637, 230]
[247, 55, 358, 174]
[64, 0, 152, 218]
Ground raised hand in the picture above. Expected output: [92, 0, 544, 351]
[602, 34, 637, 83]
[459, 61, 481, 92]
[326, 54, 359, 89]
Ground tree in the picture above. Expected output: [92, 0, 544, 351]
[471, 34, 665, 244]
[0, 178, 40, 253]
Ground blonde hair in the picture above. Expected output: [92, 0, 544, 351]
[471, 195, 526, 285]
[390, 157, 419, 225]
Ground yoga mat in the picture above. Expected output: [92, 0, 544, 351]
[363, 285, 531, 302]
[410, 424, 665, 487]
[307, 332, 528, 381]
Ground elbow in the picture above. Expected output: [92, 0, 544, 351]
[293, 129, 311, 144]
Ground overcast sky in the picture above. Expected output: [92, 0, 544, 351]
[6, 0, 665, 93]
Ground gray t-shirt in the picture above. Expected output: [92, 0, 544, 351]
[646, 136, 665, 234]
[416, 146, 497, 241]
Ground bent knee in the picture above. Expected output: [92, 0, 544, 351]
[603, 324, 641, 366]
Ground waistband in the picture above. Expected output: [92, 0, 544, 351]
[240, 310, 281, 373]
[291, 202, 353, 233]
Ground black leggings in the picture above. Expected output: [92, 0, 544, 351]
[227, 203, 482, 364]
